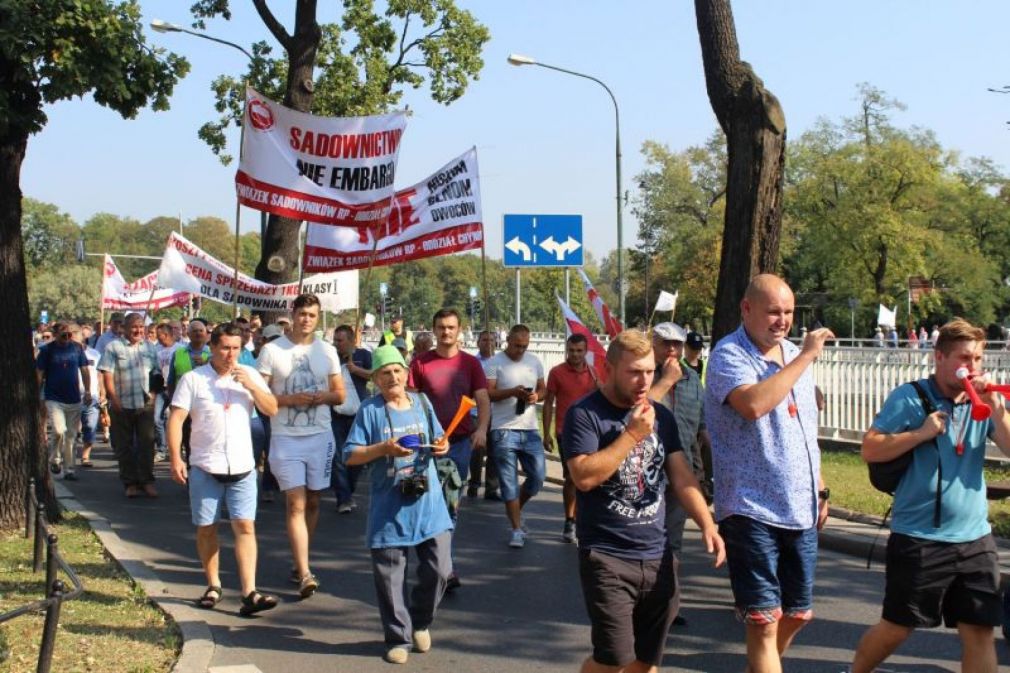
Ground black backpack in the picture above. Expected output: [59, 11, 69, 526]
[867, 380, 943, 529]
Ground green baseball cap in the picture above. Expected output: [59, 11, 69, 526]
[371, 345, 407, 373]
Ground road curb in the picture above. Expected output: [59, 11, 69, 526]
[55, 482, 215, 673]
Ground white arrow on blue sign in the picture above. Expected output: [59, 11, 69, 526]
[502, 214, 583, 268]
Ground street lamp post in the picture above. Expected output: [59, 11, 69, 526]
[151, 19, 254, 318]
[507, 53, 625, 326]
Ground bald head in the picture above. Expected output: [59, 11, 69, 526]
[744, 274, 792, 304]
[741, 274, 795, 352]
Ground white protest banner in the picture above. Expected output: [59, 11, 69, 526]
[102, 254, 189, 311]
[302, 147, 483, 272]
[157, 233, 357, 313]
[235, 87, 407, 228]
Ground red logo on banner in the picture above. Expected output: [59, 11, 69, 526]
[249, 99, 274, 131]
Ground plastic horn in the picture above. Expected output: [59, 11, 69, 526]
[956, 367, 993, 421]
[985, 383, 1010, 395]
[441, 395, 478, 440]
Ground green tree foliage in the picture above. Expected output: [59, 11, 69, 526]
[0, 0, 188, 527]
[633, 85, 1010, 337]
[785, 85, 1009, 332]
[21, 198, 80, 268]
[28, 265, 101, 322]
[629, 134, 726, 332]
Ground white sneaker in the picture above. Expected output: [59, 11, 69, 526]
[509, 529, 526, 548]
[384, 646, 409, 664]
[412, 629, 431, 653]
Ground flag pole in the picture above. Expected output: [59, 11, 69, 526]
[354, 230, 382, 342]
[98, 255, 107, 335]
[480, 229, 489, 330]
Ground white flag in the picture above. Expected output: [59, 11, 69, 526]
[654, 290, 678, 314]
[877, 304, 897, 328]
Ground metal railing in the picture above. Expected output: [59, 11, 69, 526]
[0, 478, 84, 673]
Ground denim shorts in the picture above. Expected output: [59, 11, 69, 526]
[491, 429, 545, 502]
[80, 401, 100, 444]
[189, 466, 258, 526]
[719, 515, 818, 624]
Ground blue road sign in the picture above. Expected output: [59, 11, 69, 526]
[502, 214, 583, 268]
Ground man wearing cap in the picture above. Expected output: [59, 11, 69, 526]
[382, 316, 414, 353]
[704, 274, 832, 673]
[683, 331, 707, 383]
[648, 322, 708, 627]
[344, 345, 452, 664]
[256, 294, 345, 598]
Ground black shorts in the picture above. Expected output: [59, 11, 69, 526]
[883, 532, 1002, 629]
[558, 437, 570, 480]
[578, 548, 679, 666]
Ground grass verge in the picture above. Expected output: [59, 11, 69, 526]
[822, 449, 1010, 538]
[0, 511, 179, 673]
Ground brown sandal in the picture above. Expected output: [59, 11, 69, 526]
[239, 590, 277, 616]
[197, 585, 222, 609]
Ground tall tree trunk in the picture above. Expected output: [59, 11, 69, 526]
[255, 0, 321, 292]
[695, 0, 787, 344]
[0, 132, 52, 529]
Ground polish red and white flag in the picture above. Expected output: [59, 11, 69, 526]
[577, 269, 622, 337]
[556, 293, 609, 383]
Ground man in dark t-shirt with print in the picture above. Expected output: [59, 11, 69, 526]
[563, 329, 724, 673]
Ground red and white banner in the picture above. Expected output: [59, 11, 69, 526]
[557, 293, 609, 383]
[235, 87, 407, 227]
[157, 233, 357, 314]
[577, 269, 622, 338]
[302, 147, 483, 272]
[102, 255, 189, 311]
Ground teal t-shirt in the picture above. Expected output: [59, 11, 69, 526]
[871, 378, 993, 542]
[343, 393, 452, 549]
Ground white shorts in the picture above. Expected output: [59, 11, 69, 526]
[269, 432, 335, 492]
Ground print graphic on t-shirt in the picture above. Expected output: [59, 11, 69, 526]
[284, 352, 320, 427]
[606, 432, 666, 518]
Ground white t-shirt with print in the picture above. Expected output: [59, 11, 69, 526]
[486, 351, 544, 431]
[256, 336, 340, 437]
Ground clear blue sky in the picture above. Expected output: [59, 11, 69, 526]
[21, 0, 1010, 265]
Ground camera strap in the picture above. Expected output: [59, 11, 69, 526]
[382, 394, 430, 479]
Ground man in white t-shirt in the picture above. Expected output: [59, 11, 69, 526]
[168, 322, 279, 616]
[486, 324, 547, 548]
[256, 294, 346, 598]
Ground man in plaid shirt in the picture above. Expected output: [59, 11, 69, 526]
[99, 312, 160, 498]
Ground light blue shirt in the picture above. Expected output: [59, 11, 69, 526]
[343, 393, 453, 549]
[871, 378, 993, 543]
[704, 326, 820, 529]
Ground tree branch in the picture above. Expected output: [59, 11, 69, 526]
[252, 0, 291, 49]
[389, 23, 445, 74]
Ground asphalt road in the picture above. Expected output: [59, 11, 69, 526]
[60, 445, 1010, 672]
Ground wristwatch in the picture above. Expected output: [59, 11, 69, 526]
[818, 488, 830, 501]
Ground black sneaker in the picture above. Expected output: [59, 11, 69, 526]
[484, 491, 502, 502]
[50, 463, 62, 475]
[63, 472, 78, 482]
[446, 572, 461, 592]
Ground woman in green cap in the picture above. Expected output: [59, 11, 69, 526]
[343, 345, 451, 664]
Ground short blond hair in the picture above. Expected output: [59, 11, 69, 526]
[606, 329, 652, 365]
[935, 318, 985, 355]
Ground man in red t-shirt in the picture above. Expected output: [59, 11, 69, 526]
[408, 307, 490, 589]
[543, 333, 599, 543]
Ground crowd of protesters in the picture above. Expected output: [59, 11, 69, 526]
[31, 277, 1010, 671]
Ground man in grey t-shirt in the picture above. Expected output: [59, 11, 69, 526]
[486, 325, 546, 548]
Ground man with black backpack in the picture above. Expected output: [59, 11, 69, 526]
[849, 318, 1010, 673]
